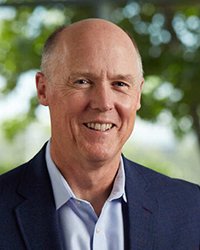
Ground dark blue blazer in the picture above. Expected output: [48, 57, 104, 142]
[0, 144, 200, 250]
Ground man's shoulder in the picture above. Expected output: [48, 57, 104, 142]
[123, 156, 200, 201]
[0, 143, 47, 194]
[0, 162, 28, 194]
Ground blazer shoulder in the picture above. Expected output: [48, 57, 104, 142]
[0, 162, 28, 194]
[123, 156, 200, 204]
[0, 143, 47, 195]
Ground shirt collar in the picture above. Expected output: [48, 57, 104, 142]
[45, 140, 127, 210]
[107, 157, 127, 202]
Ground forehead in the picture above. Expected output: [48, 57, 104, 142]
[69, 46, 137, 76]
[55, 21, 140, 76]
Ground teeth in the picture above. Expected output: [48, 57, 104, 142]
[86, 123, 113, 131]
[95, 123, 101, 130]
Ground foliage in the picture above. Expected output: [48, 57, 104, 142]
[0, 1, 200, 151]
[116, 2, 200, 148]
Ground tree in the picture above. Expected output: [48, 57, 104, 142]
[117, 2, 200, 148]
[0, 1, 200, 151]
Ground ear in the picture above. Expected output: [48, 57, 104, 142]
[136, 78, 144, 110]
[35, 72, 49, 106]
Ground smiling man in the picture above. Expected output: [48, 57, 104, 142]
[0, 19, 200, 250]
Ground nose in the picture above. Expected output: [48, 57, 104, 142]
[89, 83, 114, 112]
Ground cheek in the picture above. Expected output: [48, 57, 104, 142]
[116, 95, 140, 138]
[118, 94, 139, 119]
[52, 91, 88, 115]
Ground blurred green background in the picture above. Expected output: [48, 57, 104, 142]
[0, 0, 200, 184]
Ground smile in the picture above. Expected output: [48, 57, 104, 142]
[84, 122, 114, 132]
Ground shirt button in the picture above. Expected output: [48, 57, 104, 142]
[96, 228, 101, 233]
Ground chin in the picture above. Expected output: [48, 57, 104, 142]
[83, 148, 117, 163]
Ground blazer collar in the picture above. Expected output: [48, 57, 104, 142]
[15, 144, 63, 250]
[14, 145, 157, 250]
[123, 156, 158, 250]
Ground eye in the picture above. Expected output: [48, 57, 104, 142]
[73, 78, 92, 88]
[74, 79, 90, 85]
[113, 81, 129, 88]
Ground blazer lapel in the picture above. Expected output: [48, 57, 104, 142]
[123, 157, 157, 250]
[15, 145, 63, 250]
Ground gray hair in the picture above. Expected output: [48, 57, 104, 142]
[40, 26, 65, 77]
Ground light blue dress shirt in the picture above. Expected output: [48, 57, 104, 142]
[45, 141, 127, 250]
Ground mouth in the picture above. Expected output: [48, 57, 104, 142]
[84, 122, 115, 132]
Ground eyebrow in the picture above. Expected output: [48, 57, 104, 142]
[112, 74, 136, 83]
[68, 72, 137, 83]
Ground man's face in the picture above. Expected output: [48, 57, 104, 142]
[38, 23, 143, 165]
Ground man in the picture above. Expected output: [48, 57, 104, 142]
[0, 18, 199, 250]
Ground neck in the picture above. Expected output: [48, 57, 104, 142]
[50, 144, 121, 216]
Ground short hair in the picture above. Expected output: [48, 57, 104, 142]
[40, 25, 66, 76]
[126, 32, 144, 77]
